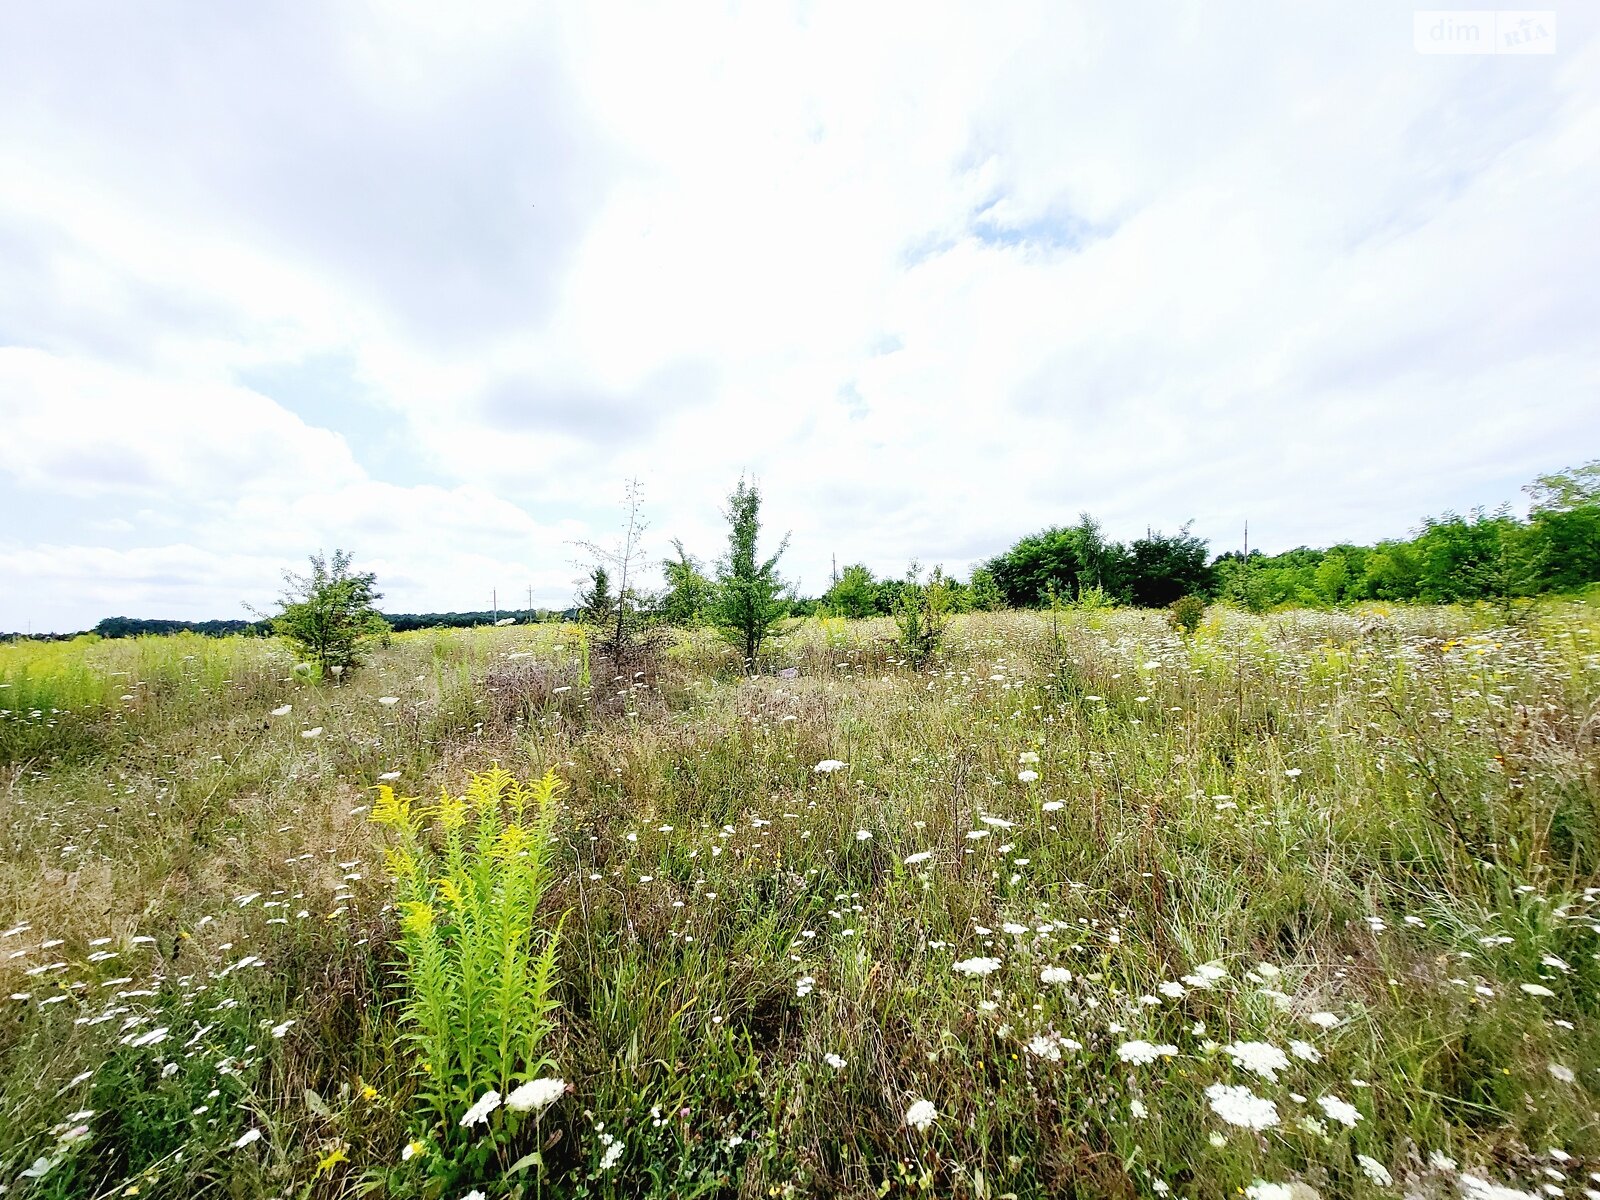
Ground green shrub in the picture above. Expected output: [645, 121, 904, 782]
[894, 563, 954, 666]
[270, 549, 389, 676]
[1168, 593, 1206, 634]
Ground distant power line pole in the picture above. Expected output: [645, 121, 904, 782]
[492, 589, 498, 624]
[1244, 520, 1249, 557]
[527, 585, 533, 624]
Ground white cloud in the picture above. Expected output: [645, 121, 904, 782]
[2, 2, 1598, 630]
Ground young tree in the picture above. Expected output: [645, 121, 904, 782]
[577, 567, 614, 624]
[575, 480, 659, 669]
[894, 562, 954, 666]
[710, 477, 790, 669]
[660, 538, 713, 626]
[271, 549, 389, 676]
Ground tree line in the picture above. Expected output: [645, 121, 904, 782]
[7, 460, 1597, 646]
[0, 609, 582, 643]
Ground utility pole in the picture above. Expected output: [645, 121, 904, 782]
[527, 585, 533, 624]
[1244, 520, 1249, 558]
[492, 589, 498, 624]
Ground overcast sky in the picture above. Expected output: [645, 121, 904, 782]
[3, 4, 1597, 631]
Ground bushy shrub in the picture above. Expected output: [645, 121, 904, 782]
[1168, 593, 1206, 634]
[270, 550, 388, 676]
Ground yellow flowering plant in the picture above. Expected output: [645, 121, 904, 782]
[371, 768, 565, 1139]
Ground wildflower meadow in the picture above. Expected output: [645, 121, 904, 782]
[1, 603, 1597, 1198]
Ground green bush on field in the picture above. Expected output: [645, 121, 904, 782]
[893, 562, 955, 665]
[270, 549, 390, 677]
[1168, 593, 1206, 634]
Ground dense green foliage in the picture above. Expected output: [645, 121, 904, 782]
[1215, 502, 1600, 610]
[385, 609, 570, 632]
[980, 463, 1600, 614]
[983, 516, 1217, 609]
[93, 615, 272, 638]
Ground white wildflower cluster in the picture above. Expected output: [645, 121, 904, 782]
[1118, 1040, 1178, 1065]
[1206, 1083, 1279, 1130]
[953, 956, 1002, 977]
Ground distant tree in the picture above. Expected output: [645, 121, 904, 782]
[1524, 459, 1600, 514]
[1524, 505, 1600, 592]
[384, 610, 555, 632]
[93, 616, 266, 639]
[1359, 542, 1421, 601]
[270, 550, 388, 676]
[1312, 551, 1352, 605]
[709, 478, 790, 669]
[660, 538, 713, 626]
[823, 564, 878, 619]
[1069, 512, 1120, 594]
[986, 527, 1083, 607]
[1214, 553, 1270, 612]
[1410, 508, 1524, 603]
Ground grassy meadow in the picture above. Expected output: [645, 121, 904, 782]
[2, 604, 1598, 1199]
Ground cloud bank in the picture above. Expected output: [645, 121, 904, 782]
[3, 3, 1597, 630]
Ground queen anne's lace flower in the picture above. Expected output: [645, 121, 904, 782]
[1027, 1034, 1062, 1060]
[1317, 1094, 1361, 1128]
[953, 956, 1002, 976]
[506, 1078, 565, 1113]
[1118, 1040, 1178, 1065]
[1205, 1083, 1279, 1130]
[460, 1089, 501, 1127]
[1224, 1041, 1290, 1082]
[1357, 1156, 1392, 1186]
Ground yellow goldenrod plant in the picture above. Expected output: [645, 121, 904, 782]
[371, 768, 565, 1146]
